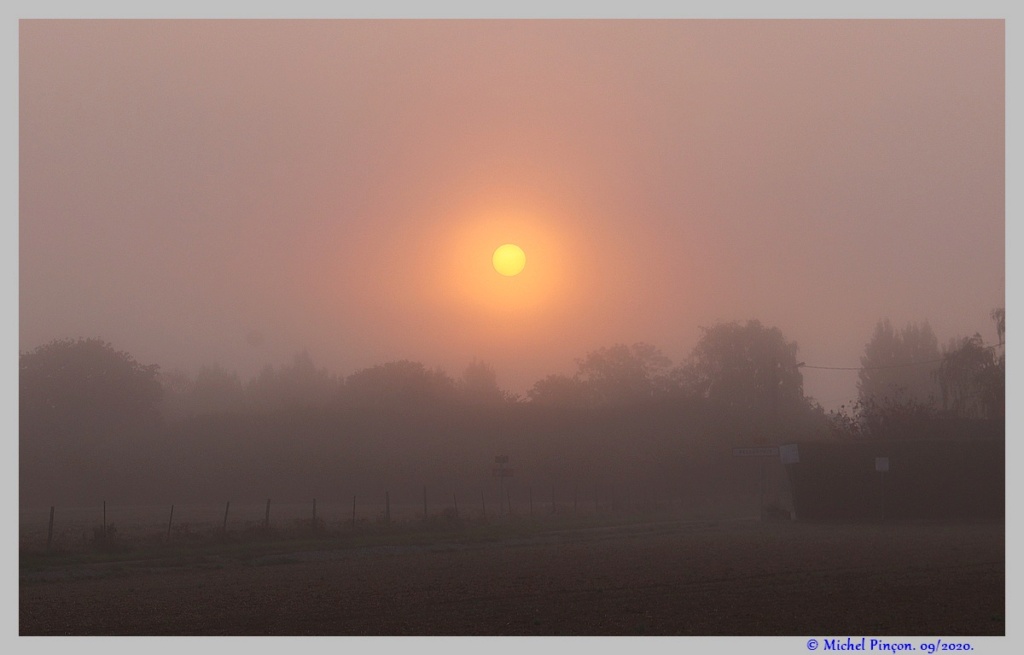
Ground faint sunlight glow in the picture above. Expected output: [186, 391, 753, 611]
[433, 206, 580, 327]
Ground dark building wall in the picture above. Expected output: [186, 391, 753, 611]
[784, 437, 1004, 521]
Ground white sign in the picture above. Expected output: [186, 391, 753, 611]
[875, 457, 890, 472]
[733, 446, 779, 457]
[779, 443, 800, 464]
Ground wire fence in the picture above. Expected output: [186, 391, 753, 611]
[20, 486, 768, 553]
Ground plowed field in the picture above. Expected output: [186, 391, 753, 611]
[20, 519, 1004, 636]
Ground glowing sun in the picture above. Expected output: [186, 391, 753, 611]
[492, 243, 526, 276]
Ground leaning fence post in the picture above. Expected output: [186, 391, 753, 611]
[223, 501, 230, 532]
[46, 506, 54, 551]
[166, 504, 174, 542]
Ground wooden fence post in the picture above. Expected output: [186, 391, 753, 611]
[352, 495, 357, 529]
[574, 485, 578, 515]
[166, 504, 174, 542]
[103, 500, 107, 542]
[481, 490, 486, 518]
[223, 501, 230, 532]
[312, 498, 317, 527]
[265, 498, 271, 530]
[529, 487, 533, 518]
[551, 484, 556, 514]
[46, 506, 54, 551]
[423, 485, 428, 520]
[385, 491, 390, 524]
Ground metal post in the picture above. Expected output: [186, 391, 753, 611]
[880, 471, 886, 521]
[759, 457, 766, 521]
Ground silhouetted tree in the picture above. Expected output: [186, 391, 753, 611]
[159, 365, 249, 420]
[678, 320, 805, 421]
[857, 319, 941, 408]
[574, 342, 674, 406]
[935, 310, 1004, 419]
[343, 360, 456, 409]
[157, 367, 194, 421]
[526, 343, 675, 407]
[826, 391, 939, 440]
[458, 359, 511, 405]
[194, 364, 246, 413]
[21, 338, 164, 502]
[527, 373, 590, 407]
[246, 352, 339, 412]
[20, 338, 163, 447]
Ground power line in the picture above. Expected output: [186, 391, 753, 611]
[801, 362, 937, 372]
[794, 339, 1003, 370]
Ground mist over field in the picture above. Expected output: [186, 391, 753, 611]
[17, 18, 1006, 638]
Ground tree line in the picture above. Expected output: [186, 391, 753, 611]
[19, 313, 1003, 506]
[20, 319, 818, 436]
[829, 308, 1004, 439]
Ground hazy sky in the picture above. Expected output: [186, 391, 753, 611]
[19, 19, 1004, 409]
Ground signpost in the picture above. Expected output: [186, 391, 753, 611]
[876, 456, 890, 520]
[732, 446, 779, 458]
[733, 446, 779, 520]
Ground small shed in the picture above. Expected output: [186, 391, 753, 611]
[780, 437, 1003, 521]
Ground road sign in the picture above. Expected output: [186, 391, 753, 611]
[732, 446, 779, 457]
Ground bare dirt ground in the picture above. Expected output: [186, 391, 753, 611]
[19, 518, 1004, 636]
